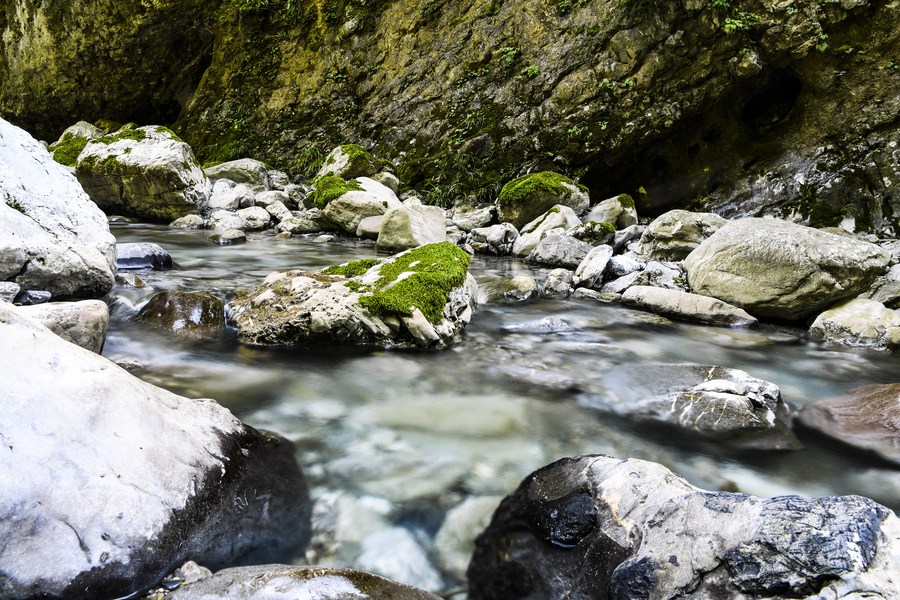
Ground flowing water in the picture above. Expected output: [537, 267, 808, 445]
[107, 222, 900, 593]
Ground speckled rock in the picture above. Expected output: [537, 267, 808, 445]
[810, 298, 900, 350]
[469, 455, 900, 600]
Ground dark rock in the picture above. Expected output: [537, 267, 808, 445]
[134, 290, 225, 338]
[117, 242, 174, 271]
[13, 289, 51, 305]
[167, 565, 442, 600]
[0, 305, 312, 599]
[797, 383, 900, 467]
[468, 456, 900, 600]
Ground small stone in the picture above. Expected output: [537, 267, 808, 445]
[209, 229, 246, 245]
[169, 214, 206, 229]
[116, 242, 173, 271]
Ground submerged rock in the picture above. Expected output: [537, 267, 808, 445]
[684, 218, 890, 320]
[228, 242, 478, 349]
[134, 290, 225, 338]
[581, 363, 798, 449]
[0, 118, 117, 299]
[167, 565, 441, 600]
[76, 125, 211, 223]
[798, 384, 900, 467]
[468, 455, 900, 600]
[0, 306, 312, 599]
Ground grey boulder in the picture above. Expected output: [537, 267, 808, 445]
[622, 285, 758, 327]
[11, 299, 109, 352]
[637, 209, 727, 260]
[0, 306, 312, 599]
[468, 455, 900, 600]
[134, 290, 225, 338]
[809, 298, 900, 350]
[116, 242, 173, 271]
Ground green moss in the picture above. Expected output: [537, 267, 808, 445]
[359, 242, 471, 323]
[498, 171, 586, 208]
[154, 126, 184, 142]
[340, 143, 371, 162]
[99, 127, 148, 145]
[50, 134, 88, 167]
[309, 175, 364, 209]
[617, 193, 635, 209]
[322, 258, 381, 277]
[202, 160, 224, 169]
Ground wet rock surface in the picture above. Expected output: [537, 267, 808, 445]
[117, 242, 174, 271]
[0, 305, 312, 599]
[134, 290, 225, 338]
[468, 455, 900, 600]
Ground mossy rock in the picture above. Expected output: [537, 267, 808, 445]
[315, 144, 379, 180]
[308, 175, 364, 209]
[497, 171, 590, 229]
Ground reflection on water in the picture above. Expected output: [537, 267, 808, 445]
[106, 222, 900, 552]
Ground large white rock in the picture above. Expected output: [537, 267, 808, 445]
[76, 125, 211, 222]
[377, 204, 447, 251]
[0, 118, 116, 298]
[684, 218, 891, 320]
[0, 306, 311, 598]
[809, 298, 900, 350]
[573, 244, 614, 289]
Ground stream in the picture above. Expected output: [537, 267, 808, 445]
[106, 221, 900, 593]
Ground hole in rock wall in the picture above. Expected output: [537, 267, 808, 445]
[740, 69, 802, 136]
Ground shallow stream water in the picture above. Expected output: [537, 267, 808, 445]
[107, 222, 900, 593]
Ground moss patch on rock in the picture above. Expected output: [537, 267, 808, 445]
[308, 175, 364, 209]
[499, 171, 587, 208]
[98, 127, 148, 145]
[358, 242, 471, 323]
[617, 193, 635, 209]
[50, 134, 89, 166]
[321, 258, 381, 278]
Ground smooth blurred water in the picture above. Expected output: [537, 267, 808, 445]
[106, 222, 900, 587]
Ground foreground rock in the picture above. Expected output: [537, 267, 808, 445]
[684, 218, 890, 320]
[469, 455, 900, 600]
[798, 384, 900, 467]
[0, 306, 312, 599]
[580, 363, 798, 449]
[0, 118, 116, 298]
[12, 299, 109, 352]
[166, 565, 441, 600]
[809, 298, 900, 351]
[76, 125, 210, 222]
[622, 285, 757, 327]
[228, 242, 478, 349]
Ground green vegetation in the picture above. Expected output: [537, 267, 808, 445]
[518, 65, 540, 79]
[154, 126, 184, 142]
[357, 242, 471, 323]
[50, 134, 89, 167]
[498, 171, 587, 208]
[98, 127, 148, 145]
[308, 175, 363, 208]
[322, 258, 381, 277]
[617, 193, 635, 209]
[576, 220, 616, 242]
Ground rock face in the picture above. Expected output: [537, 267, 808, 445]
[468, 455, 900, 600]
[0, 305, 312, 599]
[0, 118, 116, 298]
[809, 298, 900, 350]
[167, 565, 441, 600]
[76, 126, 210, 222]
[684, 218, 890, 320]
[798, 384, 900, 467]
[581, 363, 798, 449]
[228, 242, 478, 349]
[134, 290, 225, 338]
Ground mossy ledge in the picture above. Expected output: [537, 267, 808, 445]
[357, 242, 471, 324]
[309, 175, 363, 209]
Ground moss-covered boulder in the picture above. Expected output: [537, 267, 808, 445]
[76, 125, 211, 222]
[317, 176, 402, 234]
[315, 144, 379, 180]
[228, 242, 478, 349]
[48, 121, 104, 167]
[497, 172, 589, 229]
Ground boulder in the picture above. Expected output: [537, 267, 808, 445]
[0, 281, 20, 303]
[469, 223, 518, 255]
[684, 218, 891, 320]
[451, 205, 495, 232]
[567, 221, 616, 246]
[116, 242, 174, 271]
[321, 177, 403, 234]
[264, 200, 291, 223]
[253, 190, 290, 209]
[573, 245, 614, 289]
[600, 261, 683, 296]
[542, 269, 574, 299]
[315, 144, 379, 180]
[526, 234, 591, 269]
[809, 298, 900, 350]
[12, 300, 109, 353]
[371, 170, 401, 193]
[168, 565, 441, 600]
[497, 172, 590, 229]
[48, 121, 103, 167]
[207, 180, 255, 212]
[612, 224, 645, 253]
[582, 194, 637, 230]
[170, 214, 207, 229]
[209, 210, 245, 232]
[468, 455, 900, 600]
[638, 209, 727, 260]
[511, 205, 581, 257]
[798, 384, 900, 467]
[859, 263, 900, 308]
[580, 362, 798, 449]
[76, 126, 211, 223]
[622, 286, 758, 327]
[134, 290, 225, 338]
[203, 159, 270, 192]
[0, 118, 116, 298]
[237, 206, 271, 231]
[277, 210, 333, 235]
[356, 215, 383, 240]
[377, 204, 447, 251]
[228, 242, 478, 349]
[209, 229, 247, 245]
[0, 306, 312, 599]
[266, 169, 291, 190]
